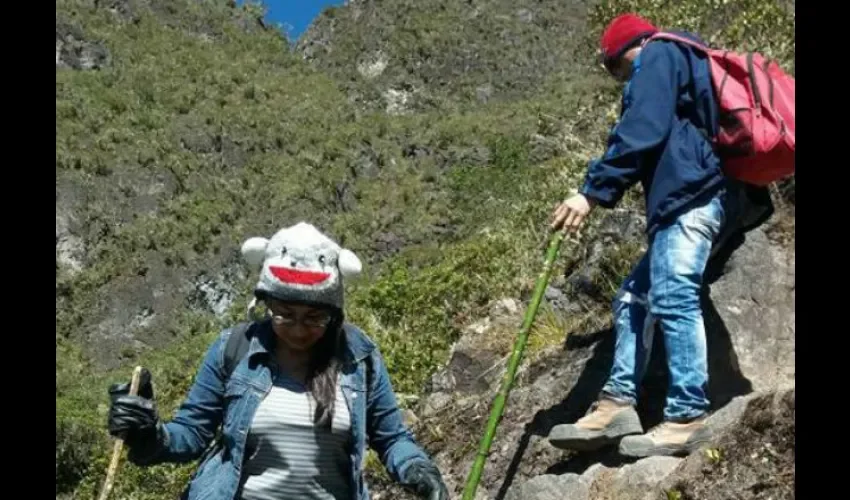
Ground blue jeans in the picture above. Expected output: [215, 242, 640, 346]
[602, 189, 727, 422]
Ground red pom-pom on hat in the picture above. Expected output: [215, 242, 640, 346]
[600, 13, 658, 61]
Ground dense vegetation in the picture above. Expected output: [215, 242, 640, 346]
[56, 0, 794, 497]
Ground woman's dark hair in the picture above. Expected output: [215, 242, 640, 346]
[306, 311, 345, 428]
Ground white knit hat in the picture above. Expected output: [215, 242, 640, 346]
[240, 222, 362, 316]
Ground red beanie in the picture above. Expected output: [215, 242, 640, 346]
[599, 13, 658, 61]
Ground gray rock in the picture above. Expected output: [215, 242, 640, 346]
[597, 208, 647, 242]
[544, 286, 564, 301]
[56, 212, 85, 274]
[704, 227, 795, 397]
[428, 368, 457, 394]
[187, 270, 238, 317]
[579, 462, 610, 486]
[220, 136, 248, 170]
[608, 456, 682, 499]
[351, 145, 381, 179]
[543, 285, 572, 313]
[476, 84, 493, 103]
[421, 392, 452, 418]
[490, 298, 521, 318]
[516, 8, 534, 23]
[56, 20, 111, 70]
[173, 115, 216, 154]
[704, 393, 757, 433]
[504, 473, 588, 500]
[371, 231, 405, 258]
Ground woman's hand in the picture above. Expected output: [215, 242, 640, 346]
[107, 368, 165, 463]
[400, 460, 450, 500]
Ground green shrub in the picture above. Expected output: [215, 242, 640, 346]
[56, 418, 104, 495]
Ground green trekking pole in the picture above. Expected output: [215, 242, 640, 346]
[461, 227, 568, 500]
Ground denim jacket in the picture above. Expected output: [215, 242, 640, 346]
[137, 320, 433, 500]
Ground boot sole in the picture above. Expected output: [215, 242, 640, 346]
[549, 416, 643, 452]
[619, 435, 712, 458]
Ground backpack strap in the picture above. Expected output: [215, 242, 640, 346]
[644, 31, 716, 143]
[645, 31, 708, 52]
[222, 321, 255, 380]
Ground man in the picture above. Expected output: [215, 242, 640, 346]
[547, 14, 774, 458]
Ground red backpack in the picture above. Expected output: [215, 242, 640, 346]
[646, 32, 795, 186]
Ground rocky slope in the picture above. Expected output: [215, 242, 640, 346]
[55, 0, 617, 372]
[366, 210, 795, 499]
[506, 389, 794, 500]
[297, 0, 600, 113]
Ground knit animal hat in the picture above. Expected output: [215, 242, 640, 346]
[241, 222, 362, 316]
[599, 13, 658, 62]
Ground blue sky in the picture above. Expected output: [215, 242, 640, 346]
[241, 1, 346, 41]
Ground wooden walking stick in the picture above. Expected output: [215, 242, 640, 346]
[461, 229, 568, 500]
[97, 365, 144, 500]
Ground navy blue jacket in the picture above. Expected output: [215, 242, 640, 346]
[579, 31, 729, 235]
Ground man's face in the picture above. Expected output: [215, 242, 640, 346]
[604, 46, 641, 83]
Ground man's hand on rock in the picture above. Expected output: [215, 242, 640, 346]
[551, 193, 595, 232]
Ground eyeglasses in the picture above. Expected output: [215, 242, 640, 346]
[270, 313, 332, 329]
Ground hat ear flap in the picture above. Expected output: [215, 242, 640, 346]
[242, 237, 269, 269]
[338, 248, 362, 277]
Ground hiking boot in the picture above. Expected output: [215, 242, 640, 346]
[548, 397, 643, 452]
[618, 418, 712, 458]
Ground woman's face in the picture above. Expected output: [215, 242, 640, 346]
[266, 300, 333, 352]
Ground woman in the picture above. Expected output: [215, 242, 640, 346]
[107, 222, 450, 500]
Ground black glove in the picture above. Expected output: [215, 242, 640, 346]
[400, 460, 450, 500]
[107, 368, 164, 464]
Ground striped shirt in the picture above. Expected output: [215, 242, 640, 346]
[239, 370, 353, 500]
